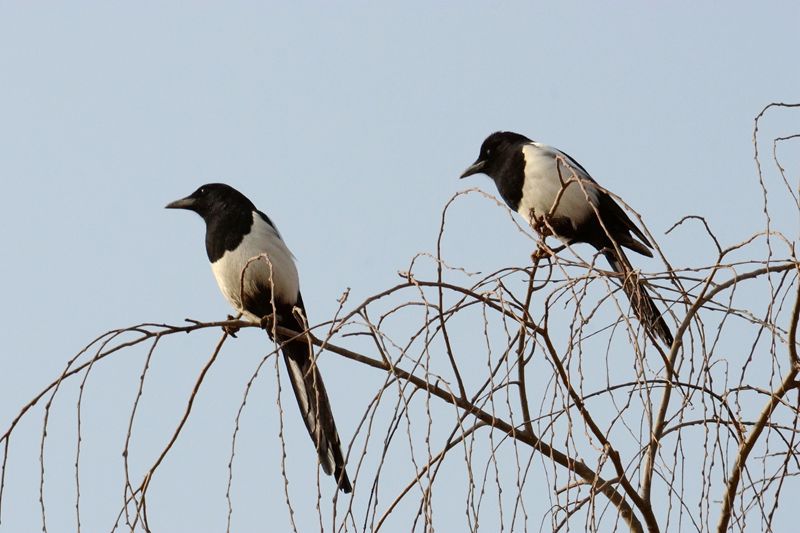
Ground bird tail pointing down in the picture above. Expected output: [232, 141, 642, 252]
[276, 312, 352, 493]
[603, 249, 674, 347]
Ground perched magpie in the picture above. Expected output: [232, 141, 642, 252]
[166, 183, 352, 493]
[460, 131, 673, 346]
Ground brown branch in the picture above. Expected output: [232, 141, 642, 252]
[374, 423, 487, 532]
[127, 331, 229, 530]
[537, 328, 660, 533]
[516, 254, 540, 438]
[716, 269, 800, 533]
[641, 246, 725, 501]
[277, 325, 647, 533]
[435, 192, 469, 401]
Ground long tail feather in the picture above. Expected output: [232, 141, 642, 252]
[603, 249, 674, 346]
[277, 317, 352, 493]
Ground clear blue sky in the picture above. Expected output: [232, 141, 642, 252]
[1, 3, 798, 532]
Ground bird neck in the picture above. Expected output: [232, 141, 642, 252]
[204, 209, 254, 263]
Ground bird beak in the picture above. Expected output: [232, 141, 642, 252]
[459, 159, 486, 179]
[165, 196, 195, 210]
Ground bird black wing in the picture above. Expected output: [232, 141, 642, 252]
[554, 147, 653, 257]
[596, 192, 653, 257]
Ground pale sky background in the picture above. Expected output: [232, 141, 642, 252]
[1, 3, 799, 533]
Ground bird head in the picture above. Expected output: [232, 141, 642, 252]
[459, 131, 532, 180]
[166, 183, 254, 221]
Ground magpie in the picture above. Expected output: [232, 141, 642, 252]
[166, 183, 352, 493]
[460, 131, 673, 346]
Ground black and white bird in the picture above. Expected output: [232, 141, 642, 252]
[166, 183, 352, 493]
[460, 131, 673, 346]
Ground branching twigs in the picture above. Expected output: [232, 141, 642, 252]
[716, 267, 800, 533]
[374, 422, 487, 531]
[2, 104, 799, 532]
[225, 350, 277, 533]
[516, 254, 540, 438]
[279, 325, 646, 533]
[436, 193, 469, 402]
[2, 254, 798, 532]
[642, 226, 729, 502]
[121, 335, 162, 530]
[127, 331, 229, 531]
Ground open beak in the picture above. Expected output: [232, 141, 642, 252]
[165, 196, 195, 210]
[459, 159, 486, 179]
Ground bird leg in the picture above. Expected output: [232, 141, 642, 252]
[259, 313, 276, 332]
[530, 214, 554, 238]
[531, 242, 567, 263]
[223, 313, 241, 338]
[531, 246, 548, 262]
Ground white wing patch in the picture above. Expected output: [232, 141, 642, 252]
[210, 211, 300, 321]
[518, 143, 600, 231]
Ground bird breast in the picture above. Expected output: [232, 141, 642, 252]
[210, 212, 300, 320]
[518, 143, 600, 230]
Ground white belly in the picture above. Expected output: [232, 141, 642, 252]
[518, 143, 600, 231]
[210, 212, 300, 321]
